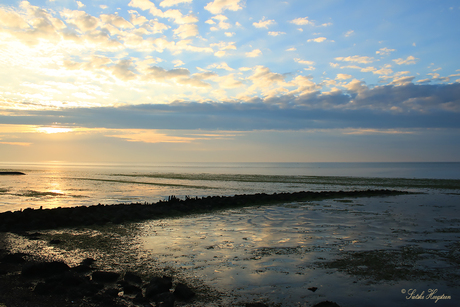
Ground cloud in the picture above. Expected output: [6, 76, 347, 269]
[5, 83, 460, 132]
[253, 18, 276, 29]
[159, 0, 193, 7]
[128, 0, 197, 24]
[111, 59, 139, 81]
[336, 74, 352, 80]
[128, 0, 161, 12]
[172, 59, 184, 67]
[61, 9, 100, 32]
[376, 47, 396, 56]
[100, 14, 134, 29]
[248, 66, 285, 89]
[294, 58, 315, 70]
[307, 37, 327, 43]
[393, 56, 419, 65]
[204, 0, 243, 14]
[290, 17, 313, 26]
[344, 30, 354, 37]
[335, 55, 376, 64]
[76, 1, 85, 8]
[207, 14, 231, 30]
[173, 23, 199, 38]
[268, 31, 285, 36]
[107, 129, 194, 143]
[246, 49, 262, 57]
[0, 7, 29, 29]
[207, 62, 234, 71]
[142, 66, 190, 82]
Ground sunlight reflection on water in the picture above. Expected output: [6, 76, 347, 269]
[130, 192, 460, 306]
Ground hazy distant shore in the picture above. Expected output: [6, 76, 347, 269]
[0, 171, 25, 175]
[0, 189, 409, 232]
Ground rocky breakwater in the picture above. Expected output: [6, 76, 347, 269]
[0, 189, 410, 232]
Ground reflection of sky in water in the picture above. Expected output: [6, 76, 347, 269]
[1, 162, 460, 213]
[134, 193, 460, 306]
[5, 191, 458, 306]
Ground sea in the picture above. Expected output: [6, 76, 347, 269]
[1, 162, 460, 306]
[0, 161, 459, 212]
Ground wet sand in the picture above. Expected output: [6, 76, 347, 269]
[1, 191, 459, 306]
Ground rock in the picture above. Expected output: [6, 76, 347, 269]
[71, 264, 93, 273]
[119, 281, 142, 295]
[22, 261, 70, 278]
[60, 271, 87, 287]
[173, 283, 195, 301]
[156, 292, 175, 307]
[123, 271, 143, 284]
[91, 271, 120, 283]
[246, 303, 269, 307]
[313, 301, 341, 307]
[103, 287, 120, 297]
[308, 286, 318, 292]
[145, 276, 173, 298]
[80, 257, 96, 266]
[0, 252, 26, 263]
[33, 281, 55, 295]
[49, 239, 61, 244]
[133, 293, 149, 305]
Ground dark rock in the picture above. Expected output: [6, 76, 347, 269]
[103, 287, 120, 297]
[123, 271, 143, 284]
[78, 281, 104, 297]
[246, 303, 269, 307]
[92, 293, 116, 306]
[60, 271, 87, 287]
[313, 301, 341, 307]
[22, 261, 70, 278]
[173, 283, 195, 301]
[80, 257, 96, 266]
[156, 292, 175, 307]
[133, 293, 149, 305]
[1, 252, 26, 263]
[91, 271, 120, 283]
[145, 276, 173, 298]
[34, 281, 55, 295]
[49, 239, 61, 244]
[71, 264, 93, 273]
[121, 282, 142, 295]
[308, 286, 318, 292]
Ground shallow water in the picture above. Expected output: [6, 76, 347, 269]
[8, 191, 459, 306]
[1, 162, 460, 213]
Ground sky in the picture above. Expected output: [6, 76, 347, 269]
[0, 0, 459, 163]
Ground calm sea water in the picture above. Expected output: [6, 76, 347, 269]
[3, 162, 460, 306]
[1, 162, 459, 213]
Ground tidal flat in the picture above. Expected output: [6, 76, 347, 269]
[1, 191, 459, 307]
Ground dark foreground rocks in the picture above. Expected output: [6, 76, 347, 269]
[0, 189, 409, 232]
[0, 250, 197, 307]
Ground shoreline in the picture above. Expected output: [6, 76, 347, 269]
[0, 189, 410, 232]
